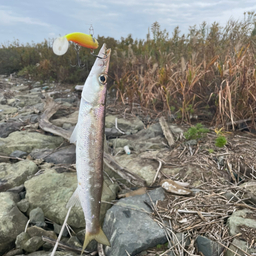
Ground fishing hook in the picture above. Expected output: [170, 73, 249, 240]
[90, 50, 107, 59]
[70, 43, 86, 68]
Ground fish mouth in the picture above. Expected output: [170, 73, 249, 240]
[97, 43, 111, 74]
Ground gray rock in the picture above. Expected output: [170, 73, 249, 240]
[0, 160, 38, 192]
[0, 104, 18, 117]
[0, 97, 7, 104]
[105, 115, 144, 132]
[0, 113, 39, 138]
[20, 236, 44, 253]
[10, 150, 28, 159]
[45, 145, 76, 164]
[31, 82, 41, 88]
[29, 207, 46, 227]
[16, 250, 79, 256]
[103, 188, 167, 256]
[30, 88, 41, 93]
[15, 94, 42, 107]
[228, 209, 256, 236]
[0, 192, 28, 255]
[51, 111, 78, 127]
[4, 248, 23, 256]
[109, 138, 130, 148]
[31, 145, 76, 165]
[225, 238, 256, 256]
[17, 198, 30, 213]
[239, 181, 256, 204]
[0, 131, 64, 155]
[53, 222, 68, 237]
[26, 226, 57, 240]
[25, 168, 118, 229]
[55, 97, 76, 104]
[67, 236, 82, 248]
[15, 232, 30, 248]
[196, 236, 224, 256]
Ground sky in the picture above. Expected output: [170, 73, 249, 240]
[0, 0, 256, 45]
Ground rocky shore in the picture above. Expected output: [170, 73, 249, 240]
[0, 74, 256, 256]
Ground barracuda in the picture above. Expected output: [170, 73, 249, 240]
[67, 43, 111, 253]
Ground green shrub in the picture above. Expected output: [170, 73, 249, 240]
[215, 135, 227, 147]
[185, 123, 209, 140]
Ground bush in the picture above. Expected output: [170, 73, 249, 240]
[184, 123, 209, 140]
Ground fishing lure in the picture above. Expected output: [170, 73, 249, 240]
[53, 32, 98, 56]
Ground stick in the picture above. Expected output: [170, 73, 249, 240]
[50, 206, 72, 256]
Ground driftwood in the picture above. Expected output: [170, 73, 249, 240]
[39, 94, 146, 187]
[159, 116, 175, 146]
[39, 94, 71, 141]
[103, 153, 146, 187]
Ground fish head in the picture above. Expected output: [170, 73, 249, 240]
[82, 43, 111, 105]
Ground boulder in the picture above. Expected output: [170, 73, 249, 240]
[0, 192, 28, 255]
[0, 131, 64, 155]
[51, 111, 78, 127]
[103, 188, 167, 256]
[25, 168, 118, 229]
[0, 160, 38, 192]
[31, 145, 76, 165]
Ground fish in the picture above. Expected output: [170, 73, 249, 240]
[67, 43, 111, 253]
[53, 32, 98, 56]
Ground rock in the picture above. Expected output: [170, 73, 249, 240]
[109, 138, 129, 148]
[31, 82, 41, 88]
[0, 104, 18, 116]
[0, 114, 39, 138]
[45, 145, 76, 164]
[29, 207, 46, 227]
[105, 127, 125, 138]
[103, 188, 167, 256]
[31, 145, 76, 164]
[26, 226, 57, 240]
[18, 235, 44, 253]
[228, 209, 256, 236]
[0, 192, 28, 255]
[0, 160, 38, 192]
[239, 182, 256, 204]
[16, 250, 79, 256]
[4, 248, 23, 256]
[105, 115, 144, 133]
[25, 168, 118, 229]
[10, 150, 28, 159]
[53, 222, 68, 237]
[67, 236, 82, 248]
[15, 232, 30, 249]
[195, 236, 224, 256]
[0, 97, 7, 104]
[225, 238, 256, 256]
[7, 99, 16, 106]
[30, 88, 41, 93]
[17, 198, 30, 213]
[54, 97, 76, 104]
[106, 154, 156, 185]
[15, 94, 42, 107]
[0, 131, 64, 155]
[51, 111, 78, 127]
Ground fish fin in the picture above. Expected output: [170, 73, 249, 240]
[81, 228, 110, 254]
[70, 123, 78, 144]
[66, 188, 81, 208]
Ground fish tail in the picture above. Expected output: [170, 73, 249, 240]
[81, 228, 110, 254]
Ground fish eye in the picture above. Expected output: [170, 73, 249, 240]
[99, 74, 107, 84]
